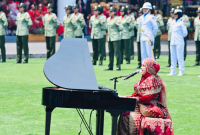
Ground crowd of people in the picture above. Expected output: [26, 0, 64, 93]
[0, 0, 50, 35]
[0, 1, 200, 77]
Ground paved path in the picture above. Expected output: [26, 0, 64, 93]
[3, 40, 196, 59]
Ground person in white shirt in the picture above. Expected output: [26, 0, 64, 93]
[140, 2, 158, 62]
[167, 9, 188, 76]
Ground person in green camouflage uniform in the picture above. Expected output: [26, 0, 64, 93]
[193, 7, 200, 66]
[0, 4, 8, 63]
[104, 7, 123, 71]
[89, 6, 106, 65]
[16, 3, 32, 63]
[166, 8, 175, 67]
[135, 8, 143, 68]
[152, 5, 164, 59]
[71, 4, 86, 38]
[44, 4, 60, 59]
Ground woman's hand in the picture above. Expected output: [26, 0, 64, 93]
[119, 95, 139, 100]
[126, 97, 139, 102]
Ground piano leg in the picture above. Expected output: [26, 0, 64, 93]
[45, 107, 55, 135]
[106, 110, 125, 135]
[96, 110, 104, 135]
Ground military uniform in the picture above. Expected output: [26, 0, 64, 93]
[166, 8, 175, 67]
[126, 5, 135, 60]
[44, 4, 60, 59]
[194, 8, 200, 65]
[0, 9, 8, 63]
[179, 6, 190, 60]
[182, 14, 190, 60]
[120, 7, 133, 64]
[16, 3, 33, 63]
[63, 5, 77, 38]
[89, 6, 106, 65]
[105, 7, 124, 71]
[167, 17, 173, 66]
[153, 6, 164, 59]
[71, 4, 86, 38]
[168, 9, 188, 76]
[99, 5, 107, 60]
[140, 12, 158, 62]
[135, 9, 142, 68]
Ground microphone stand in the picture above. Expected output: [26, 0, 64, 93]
[110, 76, 126, 89]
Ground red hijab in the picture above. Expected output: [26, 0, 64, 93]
[140, 58, 160, 83]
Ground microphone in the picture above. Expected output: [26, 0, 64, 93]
[124, 70, 141, 80]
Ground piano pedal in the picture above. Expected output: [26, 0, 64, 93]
[76, 109, 93, 135]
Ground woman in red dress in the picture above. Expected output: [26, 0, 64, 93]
[34, 4, 45, 27]
[103, 4, 109, 18]
[117, 58, 173, 135]
[28, 4, 37, 27]
[42, 0, 48, 13]
[37, 4, 45, 15]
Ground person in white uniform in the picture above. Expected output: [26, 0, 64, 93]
[140, 2, 158, 62]
[167, 9, 188, 76]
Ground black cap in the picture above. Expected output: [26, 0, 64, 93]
[120, 6, 127, 13]
[126, 5, 131, 10]
[197, 7, 200, 13]
[98, 5, 103, 13]
[18, 3, 26, 8]
[64, 5, 72, 10]
[47, 3, 54, 9]
[138, 8, 143, 13]
[153, 5, 159, 10]
[73, 4, 79, 9]
[109, 7, 116, 12]
[93, 5, 100, 11]
[170, 7, 175, 13]
[0, 4, 3, 11]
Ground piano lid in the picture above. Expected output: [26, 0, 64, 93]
[43, 38, 99, 90]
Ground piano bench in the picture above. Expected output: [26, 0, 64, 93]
[142, 117, 173, 134]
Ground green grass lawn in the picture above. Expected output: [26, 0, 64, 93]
[0, 56, 200, 135]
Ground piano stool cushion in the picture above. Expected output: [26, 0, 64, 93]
[141, 117, 173, 135]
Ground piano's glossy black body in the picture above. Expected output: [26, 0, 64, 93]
[42, 87, 136, 111]
[42, 38, 136, 135]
